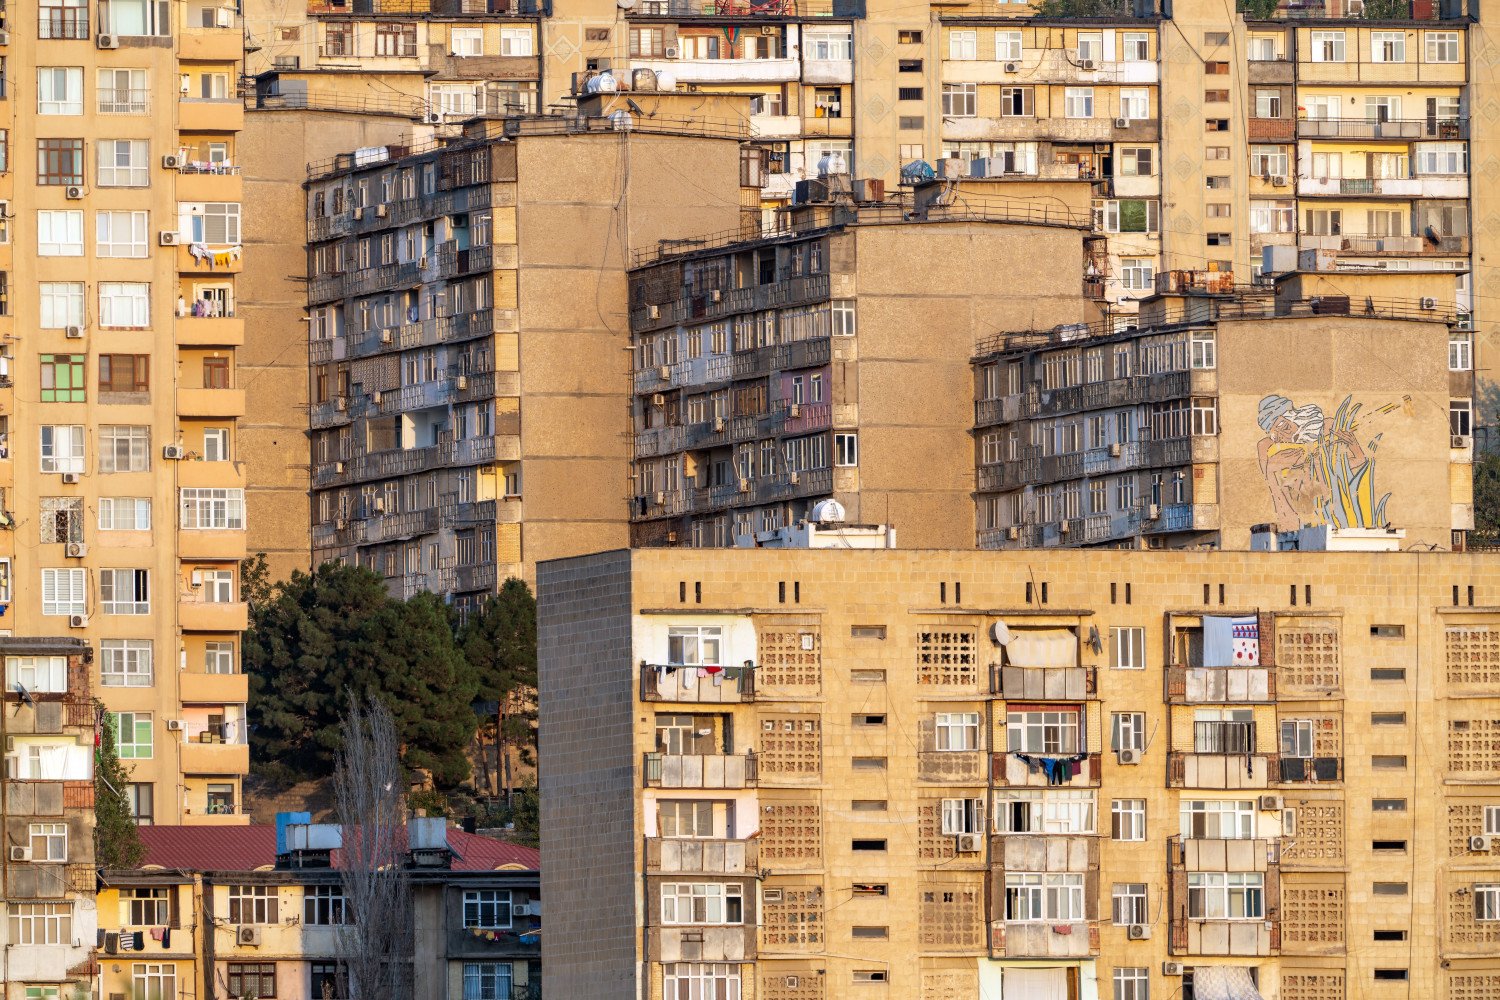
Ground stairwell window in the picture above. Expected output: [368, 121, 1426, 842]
[1111, 799, 1146, 840]
[1111, 627, 1146, 670]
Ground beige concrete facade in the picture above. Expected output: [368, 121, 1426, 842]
[539, 545, 1500, 1000]
[3, 0, 249, 826]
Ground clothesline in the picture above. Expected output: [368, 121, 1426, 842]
[1012, 752, 1089, 784]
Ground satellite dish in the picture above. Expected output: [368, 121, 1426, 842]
[617, 0, 636, 8]
[811, 499, 845, 524]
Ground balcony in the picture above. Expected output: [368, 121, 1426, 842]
[179, 24, 243, 61]
[1271, 0, 1465, 18]
[992, 833, 1098, 871]
[943, 115, 1158, 145]
[990, 921, 1099, 960]
[804, 59, 854, 85]
[1300, 233, 1470, 256]
[632, 56, 800, 84]
[1296, 175, 1469, 198]
[178, 598, 249, 632]
[1167, 751, 1274, 790]
[644, 752, 758, 788]
[176, 169, 244, 202]
[632, 0, 863, 16]
[1166, 666, 1274, 703]
[39, 6, 90, 38]
[641, 664, 755, 703]
[177, 460, 246, 491]
[1248, 116, 1295, 142]
[180, 739, 250, 776]
[180, 671, 248, 704]
[177, 316, 244, 346]
[992, 664, 1096, 701]
[992, 752, 1101, 788]
[649, 924, 757, 963]
[178, 243, 243, 275]
[749, 115, 804, 139]
[179, 98, 245, 132]
[177, 387, 246, 418]
[178, 528, 247, 561]
[918, 750, 987, 782]
[645, 837, 759, 874]
[1296, 117, 1466, 141]
[1278, 756, 1341, 783]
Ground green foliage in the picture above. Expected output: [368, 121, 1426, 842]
[244, 562, 479, 789]
[1033, 0, 1133, 17]
[1472, 449, 1500, 545]
[95, 705, 146, 869]
[1236, 0, 1281, 19]
[1360, 0, 1412, 17]
[240, 553, 277, 614]
[457, 578, 539, 770]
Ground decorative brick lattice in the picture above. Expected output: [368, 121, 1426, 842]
[1448, 719, 1500, 775]
[1313, 715, 1342, 757]
[759, 627, 822, 690]
[759, 802, 822, 868]
[1450, 974, 1500, 1000]
[1282, 970, 1345, 1000]
[917, 628, 978, 687]
[761, 885, 823, 949]
[1447, 887, 1500, 947]
[1446, 625, 1500, 687]
[1277, 619, 1342, 692]
[1281, 799, 1344, 866]
[917, 801, 957, 861]
[760, 716, 822, 779]
[760, 970, 825, 1000]
[1447, 803, 1500, 858]
[921, 970, 978, 998]
[1281, 884, 1345, 952]
[918, 876, 985, 950]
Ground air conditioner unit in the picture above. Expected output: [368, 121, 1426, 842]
[789, 403, 801, 418]
[1114, 117, 1129, 128]
[1470, 835, 1492, 851]
[651, 393, 666, 407]
[68, 615, 88, 629]
[664, 45, 680, 58]
[238, 926, 262, 946]
[648, 305, 661, 320]
[1271, 175, 1287, 187]
[97, 33, 119, 48]
[163, 445, 186, 460]
[1079, 58, 1097, 70]
[1162, 962, 1184, 977]
[9, 846, 30, 862]
[167, 719, 185, 731]
[335, 397, 348, 412]
[1127, 923, 1151, 940]
[658, 365, 672, 380]
[955, 832, 982, 853]
[456, 375, 468, 390]
[1146, 503, 1161, 520]
[1004, 61, 1020, 72]
[375, 204, 389, 218]
[761, 24, 776, 34]
[65, 325, 83, 339]
[65, 186, 85, 200]
[61, 473, 82, 485]
[1453, 435, 1471, 448]
[65, 542, 88, 558]
[162, 154, 183, 170]
[1108, 443, 1122, 457]
[714, 417, 726, 432]
[160, 231, 182, 246]
[352, 207, 365, 221]
[1420, 296, 1437, 310]
[738, 478, 751, 493]
[711, 289, 723, 303]
[380, 329, 393, 344]
[1005, 526, 1020, 540]
[1259, 794, 1284, 811]
[425, 111, 444, 125]
[1118, 748, 1142, 764]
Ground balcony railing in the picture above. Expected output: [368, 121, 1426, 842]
[1269, 0, 1464, 19]
[645, 837, 759, 874]
[1295, 117, 1466, 140]
[644, 752, 758, 788]
[98, 90, 150, 115]
[641, 664, 755, 703]
[991, 751, 1101, 788]
[40, 6, 90, 37]
[634, 0, 863, 15]
[1166, 665, 1274, 703]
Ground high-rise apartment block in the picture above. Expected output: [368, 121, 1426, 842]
[3, 2, 250, 824]
[539, 545, 1500, 1000]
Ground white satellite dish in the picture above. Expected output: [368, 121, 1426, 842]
[617, 0, 636, 8]
[811, 499, 846, 524]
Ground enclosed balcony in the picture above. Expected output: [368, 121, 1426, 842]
[644, 752, 758, 789]
[641, 663, 755, 703]
[645, 837, 760, 874]
[992, 752, 1101, 788]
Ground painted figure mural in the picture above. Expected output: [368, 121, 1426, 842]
[1256, 394, 1410, 532]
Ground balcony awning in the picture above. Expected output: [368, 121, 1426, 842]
[1193, 966, 1265, 1000]
[996, 623, 1077, 669]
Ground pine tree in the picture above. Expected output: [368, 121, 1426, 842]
[456, 578, 538, 801]
[95, 705, 145, 869]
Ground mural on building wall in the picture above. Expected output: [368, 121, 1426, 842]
[1255, 394, 1413, 532]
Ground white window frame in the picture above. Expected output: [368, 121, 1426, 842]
[6, 656, 68, 694]
[39, 282, 85, 329]
[450, 26, 483, 56]
[1370, 30, 1405, 63]
[99, 425, 152, 473]
[463, 889, 512, 929]
[461, 963, 514, 1000]
[1113, 967, 1149, 1000]
[41, 568, 87, 617]
[941, 796, 985, 835]
[9, 903, 73, 945]
[1065, 87, 1095, 119]
[1181, 799, 1256, 839]
[1111, 626, 1146, 669]
[100, 497, 152, 531]
[1426, 30, 1459, 62]
[993, 790, 1097, 835]
[29, 822, 68, 862]
[1187, 872, 1265, 919]
[663, 965, 740, 1000]
[98, 139, 150, 187]
[1119, 258, 1154, 291]
[110, 711, 153, 760]
[935, 712, 980, 751]
[100, 640, 154, 687]
[1111, 798, 1146, 841]
[996, 30, 1022, 61]
[1118, 88, 1149, 121]
[941, 83, 977, 118]
[1007, 709, 1081, 754]
[1111, 712, 1145, 752]
[180, 488, 245, 530]
[1003, 872, 1085, 922]
[37, 68, 84, 115]
[949, 29, 977, 60]
[666, 625, 723, 667]
[834, 432, 858, 467]
[1311, 30, 1346, 62]
[100, 282, 151, 329]
[227, 885, 278, 924]
[100, 568, 150, 615]
[38, 210, 84, 256]
[500, 26, 533, 56]
[40, 426, 85, 475]
[660, 883, 743, 925]
[1111, 885, 1148, 926]
[97, 210, 150, 258]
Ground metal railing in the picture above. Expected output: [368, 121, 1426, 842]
[1193, 721, 1256, 754]
[39, 6, 89, 37]
[1295, 117, 1466, 140]
[98, 90, 150, 115]
[634, 0, 862, 14]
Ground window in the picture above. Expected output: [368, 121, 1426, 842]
[659, 800, 715, 838]
[198, 569, 234, 603]
[1095, 200, 1158, 233]
[1112, 885, 1147, 925]
[100, 282, 150, 328]
[98, 68, 149, 114]
[37, 68, 83, 115]
[1111, 627, 1146, 669]
[661, 882, 742, 924]
[1371, 31, 1405, 62]
[180, 488, 245, 530]
[225, 965, 276, 1000]
[940, 797, 985, 835]
[1007, 709, 1080, 754]
[39, 283, 85, 329]
[834, 432, 858, 467]
[1111, 799, 1146, 840]
[898, 87, 923, 101]
[996, 30, 1022, 61]
[1188, 872, 1264, 919]
[7, 656, 67, 694]
[1182, 799, 1255, 840]
[667, 625, 722, 666]
[463, 890, 512, 929]
[121, 888, 170, 926]
[1123, 32, 1149, 60]
[1113, 968, 1149, 1000]
[1426, 30, 1459, 62]
[450, 26, 483, 55]
[38, 210, 84, 256]
[9, 903, 72, 945]
[500, 26, 533, 56]
[100, 425, 151, 472]
[1311, 30, 1345, 62]
[1250, 145, 1288, 177]
[948, 29, 977, 59]
[1451, 399, 1473, 437]
[97, 211, 149, 258]
[1416, 142, 1466, 174]
[97, 140, 148, 187]
[805, 30, 852, 60]
[99, 355, 150, 395]
[40, 355, 85, 402]
[126, 784, 154, 825]
[304, 885, 347, 925]
[203, 428, 230, 462]
[1119, 89, 1149, 121]
[1003, 873, 1085, 921]
[37, 138, 84, 185]
[1065, 87, 1095, 118]
[1191, 331, 1216, 370]
[374, 21, 416, 56]
[462, 963, 514, 1000]
[100, 498, 151, 531]
[1111, 712, 1145, 752]
[107, 711, 153, 760]
[180, 202, 241, 244]
[664, 965, 740, 1000]
[936, 712, 980, 750]
[1120, 258, 1154, 291]
[629, 27, 663, 56]
[942, 84, 976, 117]
[100, 569, 150, 615]
[1280, 719, 1313, 759]
[205, 641, 236, 674]
[100, 640, 153, 687]
[41, 568, 86, 616]
[228, 885, 278, 924]
[899, 29, 923, 43]
[1118, 147, 1153, 176]
[1192, 397, 1218, 436]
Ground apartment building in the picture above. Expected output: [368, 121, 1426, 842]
[627, 179, 1097, 550]
[972, 267, 1474, 551]
[3, 0, 250, 824]
[539, 544, 1500, 1000]
[1, 637, 98, 1000]
[99, 818, 542, 1000]
[303, 103, 755, 602]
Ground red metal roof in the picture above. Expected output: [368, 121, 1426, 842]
[138, 825, 539, 873]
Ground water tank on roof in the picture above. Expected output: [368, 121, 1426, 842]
[812, 499, 846, 523]
[408, 816, 448, 851]
[656, 70, 676, 91]
[586, 71, 617, 94]
[817, 152, 847, 178]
